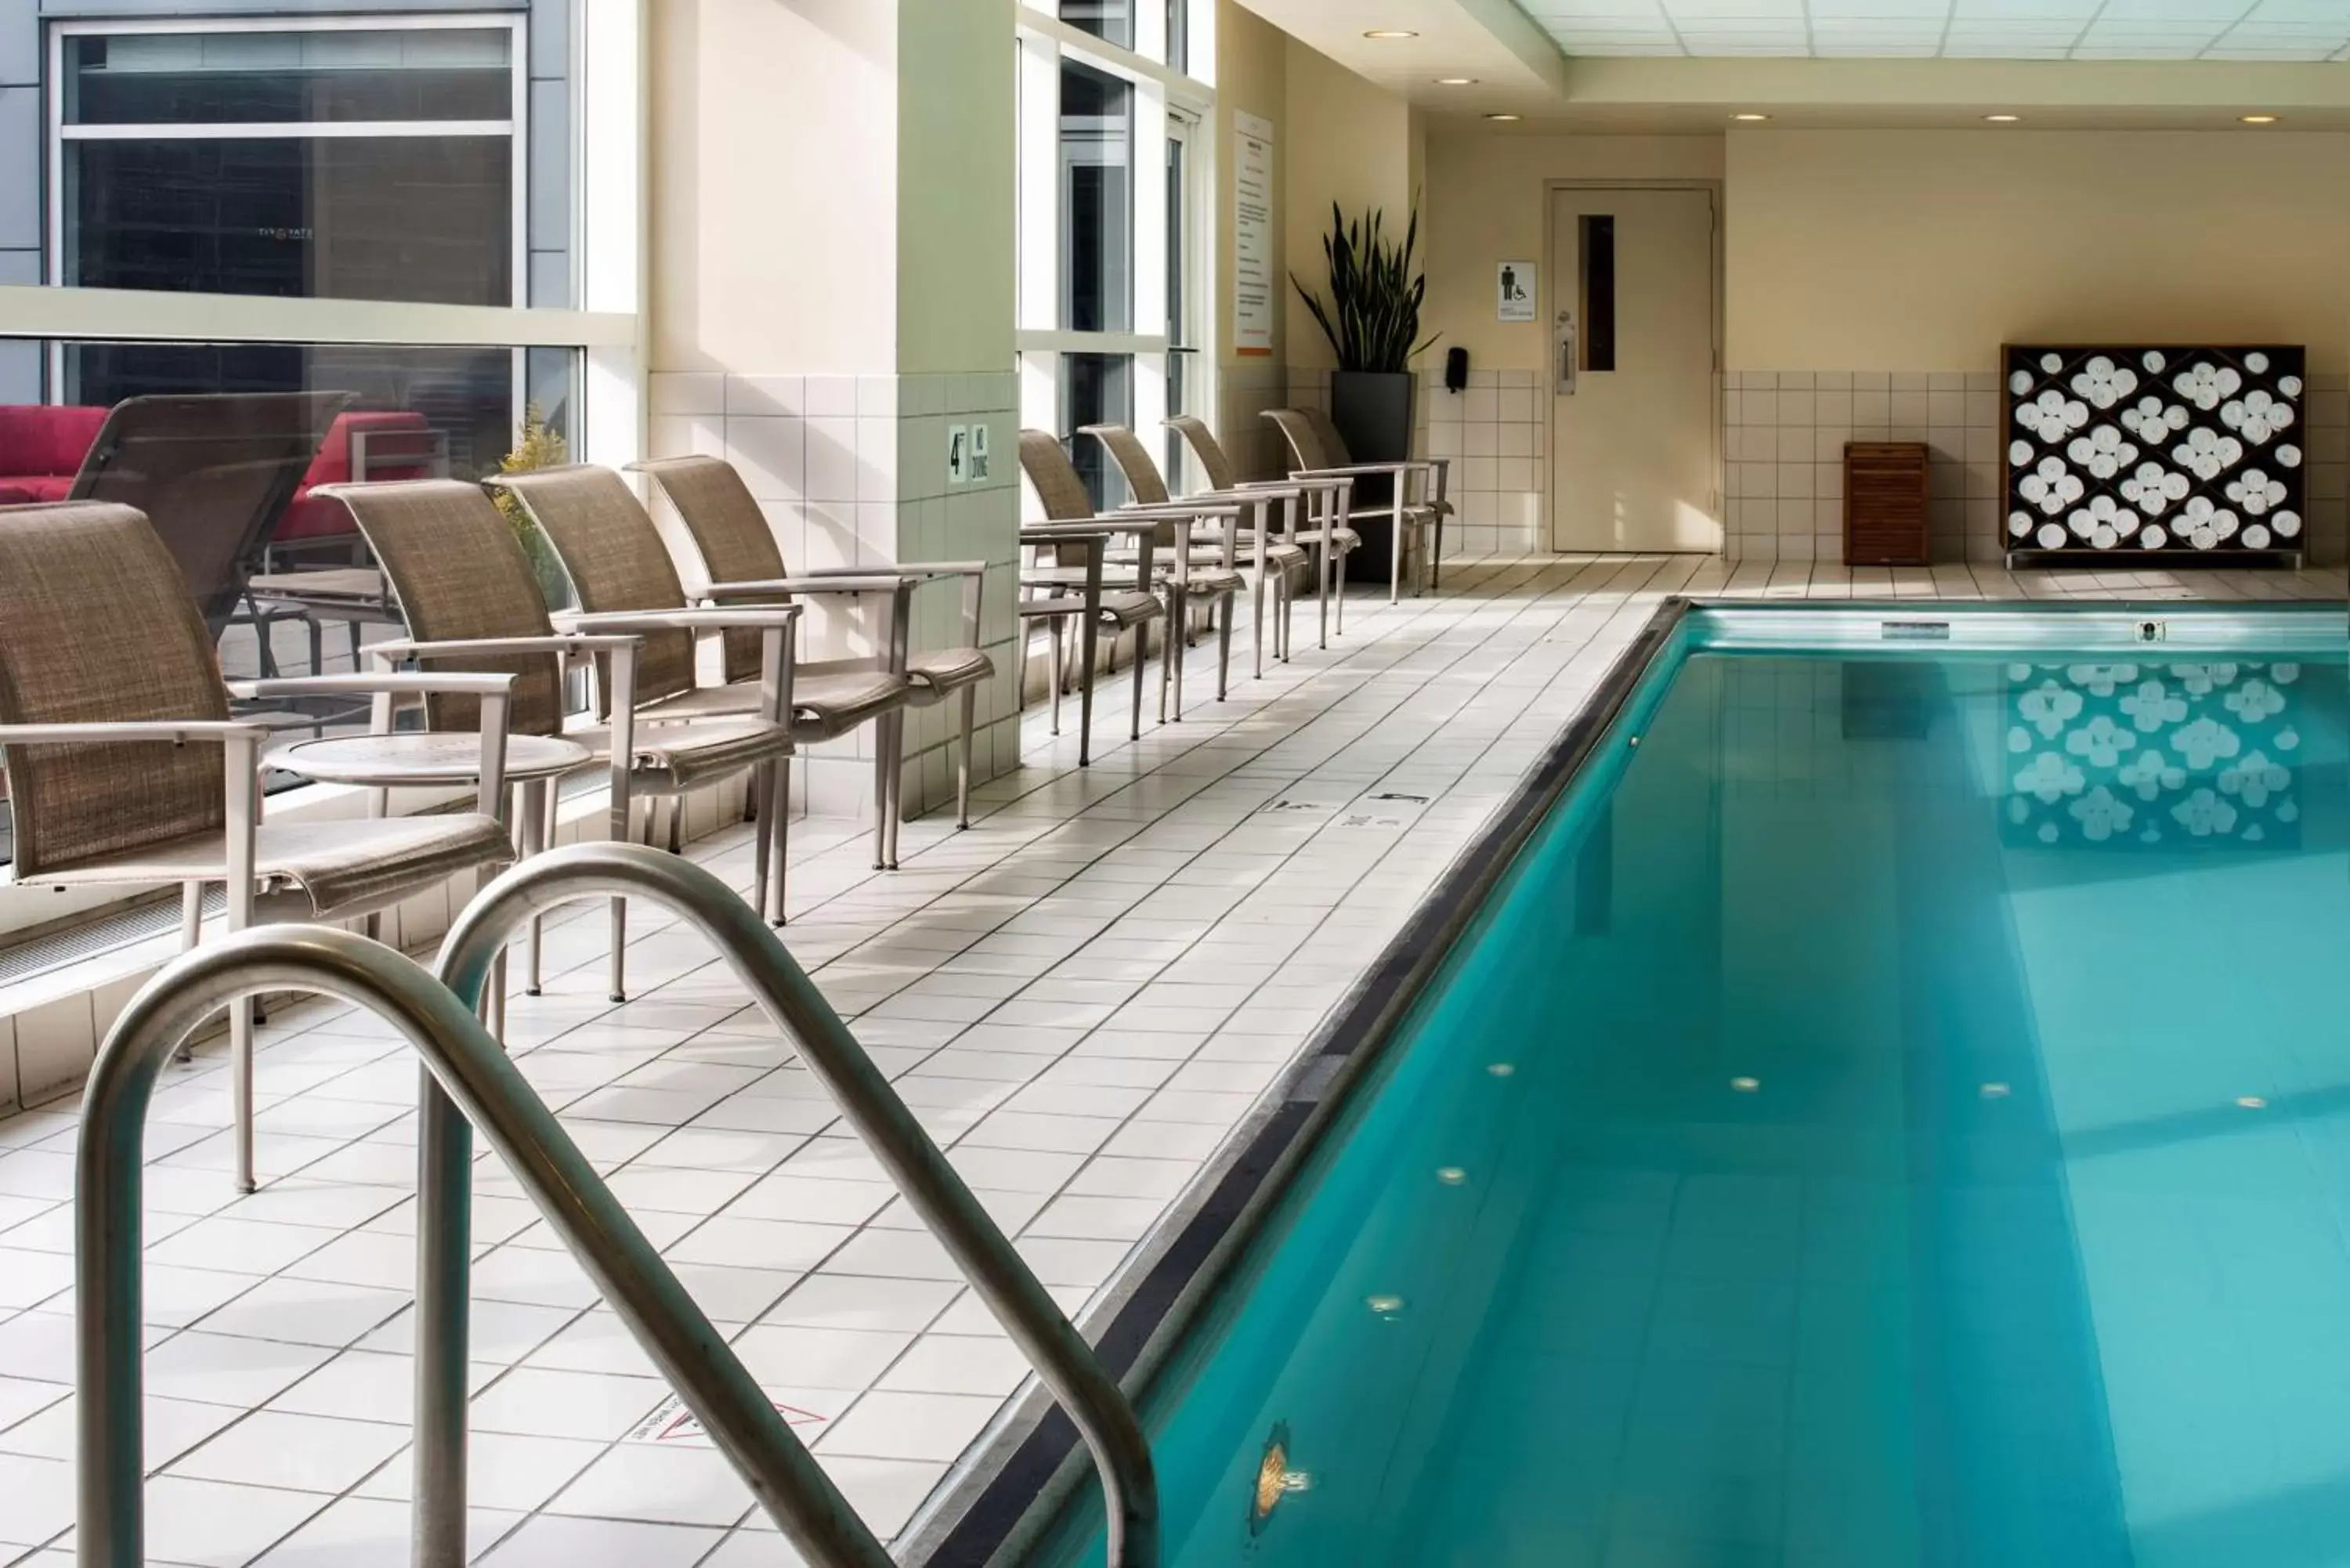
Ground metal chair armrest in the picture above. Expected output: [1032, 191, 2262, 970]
[554, 607, 804, 634]
[226, 673, 518, 702]
[0, 721, 271, 746]
[699, 576, 914, 598]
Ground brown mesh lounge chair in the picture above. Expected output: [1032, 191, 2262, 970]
[1017, 430, 1243, 735]
[0, 500, 519, 1191]
[1083, 422, 1302, 682]
[1265, 405, 1452, 604]
[1167, 415, 1358, 650]
[67, 392, 354, 649]
[322, 479, 802, 994]
[620, 456, 982, 847]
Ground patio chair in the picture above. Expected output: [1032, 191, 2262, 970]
[67, 392, 353, 641]
[624, 455, 986, 842]
[322, 479, 801, 994]
[0, 500, 518, 1192]
[1083, 422, 1299, 681]
[1168, 415, 1358, 648]
[1264, 406, 1452, 602]
[1020, 431, 1252, 735]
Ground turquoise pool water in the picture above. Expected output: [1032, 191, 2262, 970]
[1047, 620, 2350, 1568]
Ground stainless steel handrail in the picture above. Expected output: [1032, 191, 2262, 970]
[74, 926, 895, 1568]
[430, 842, 1161, 1568]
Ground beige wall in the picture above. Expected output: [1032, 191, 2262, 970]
[1282, 38, 1417, 371]
[898, 0, 1015, 377]
[649, 0, 899, 374]
[1727, 129, 2350, 373]
[1421, 132, 1726, 369]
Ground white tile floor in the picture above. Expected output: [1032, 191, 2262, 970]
[0, 552, 2342, 1566]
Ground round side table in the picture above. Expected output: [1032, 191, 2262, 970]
[269, 732, 594, 999]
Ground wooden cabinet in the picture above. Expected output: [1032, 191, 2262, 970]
[1844, 442, 1931, 566]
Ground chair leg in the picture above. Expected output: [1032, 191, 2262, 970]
[1158, 611, 1175, 724]
[1251, 572, 1266, 680]
[1167, 589, 1186, 721]
[870, 723, 891, 871]
[1336, 549, 1349, 636]
[1430, 515, 1444, 591]
[768, 754, 792, 925]
[1047, 619, 1065, 736]
[1130, 620, 1149, 741]
[526, 779, 552, 995]
[1389, 500, 1407, 606]
[609, 797, 634, 1004]
[751, 762, 774, 924]
[172, 882, 203, 1064]
[956, 684, 976, 829]
[883, 712, 906, 871]
[1216, 594, 1234, 700]
[230, 876, 258, 1195]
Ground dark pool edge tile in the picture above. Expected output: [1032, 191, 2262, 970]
[902, 596, 1696, 1568]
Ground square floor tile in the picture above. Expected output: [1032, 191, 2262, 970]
[169, 1410, 410, 1494]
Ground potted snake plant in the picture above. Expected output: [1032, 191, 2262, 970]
[1292, 201, 1436, 580]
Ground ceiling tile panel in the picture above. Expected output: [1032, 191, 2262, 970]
[1521, 0, 2350, 57]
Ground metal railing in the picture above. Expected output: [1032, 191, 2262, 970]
[428, 843, 1160, 1568]
[74, 923, 895, 1568]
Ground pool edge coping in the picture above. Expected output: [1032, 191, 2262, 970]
[898, 593, 1700, 1568]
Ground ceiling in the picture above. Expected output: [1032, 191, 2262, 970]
[1519, 1, 2350, 61]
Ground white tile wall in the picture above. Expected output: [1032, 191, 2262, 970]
[1421, 369, 1546, 558]
[1726, 370, 2348, 567]
[648, 370, 1025, 822]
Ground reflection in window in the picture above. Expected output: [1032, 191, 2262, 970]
[1059, 1, 1134, 50]
[1060, 60, 1133, 334]
[1166, 132, 1191, 482]
[1061, 353, 1133, 511]
[59, 27, 516, 307]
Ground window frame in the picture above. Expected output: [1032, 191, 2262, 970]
[1014, 5, 1213, 505]
[46, 13, 531, 316]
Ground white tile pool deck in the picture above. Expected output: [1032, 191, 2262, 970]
[0, 553, 2341, 1567]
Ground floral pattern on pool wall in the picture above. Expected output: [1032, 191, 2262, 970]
[2005, 661, 2303, 850]
[2003, 345, 2308, 558]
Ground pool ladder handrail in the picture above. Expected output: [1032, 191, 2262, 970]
[75, 920, 898, 1568]
[427, 844, 1159, 1568]
[77, 844, 1160, 1568]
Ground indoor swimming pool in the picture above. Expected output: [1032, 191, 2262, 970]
[1023, 604, 2350, 1568]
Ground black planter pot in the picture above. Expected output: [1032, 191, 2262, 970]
[1329, 370, 1415, 584]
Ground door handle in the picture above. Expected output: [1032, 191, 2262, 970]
[1555, 309, 1577, 397]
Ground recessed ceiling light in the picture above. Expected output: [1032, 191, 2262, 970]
[2241, 114, 2280, 125]
[1731, 112, 1770, 122]
[1436, 77, 1479, 85]
[1435, 1166, 1467, 1185]
[1363, 29, 1419, 39]
[1983, 114, 2021, 123]
[1730, 1076, 1760, 1093]
[1484, 113, 1522, 122]
[2238, 1095, 2269, 1109]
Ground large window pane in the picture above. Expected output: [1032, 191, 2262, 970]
[1058, 2, 1134, 50]
[1060, 60, 1133, 334]
[1061, 352, 1133, 509]
[58, 25, 518, 306]
[62, 29, 512, 125]
[65, 137, 512, 305]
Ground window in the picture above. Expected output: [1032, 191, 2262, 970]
[54, 23, 523, 307]
[1060, 60, 1133, 334]
[1016, 6, 1213, 510]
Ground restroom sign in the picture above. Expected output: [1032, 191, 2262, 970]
[1496, 261, 1536, 322]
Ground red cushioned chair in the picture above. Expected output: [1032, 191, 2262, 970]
[269, 410, 443, 556]
[0, 404, 111, 503]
